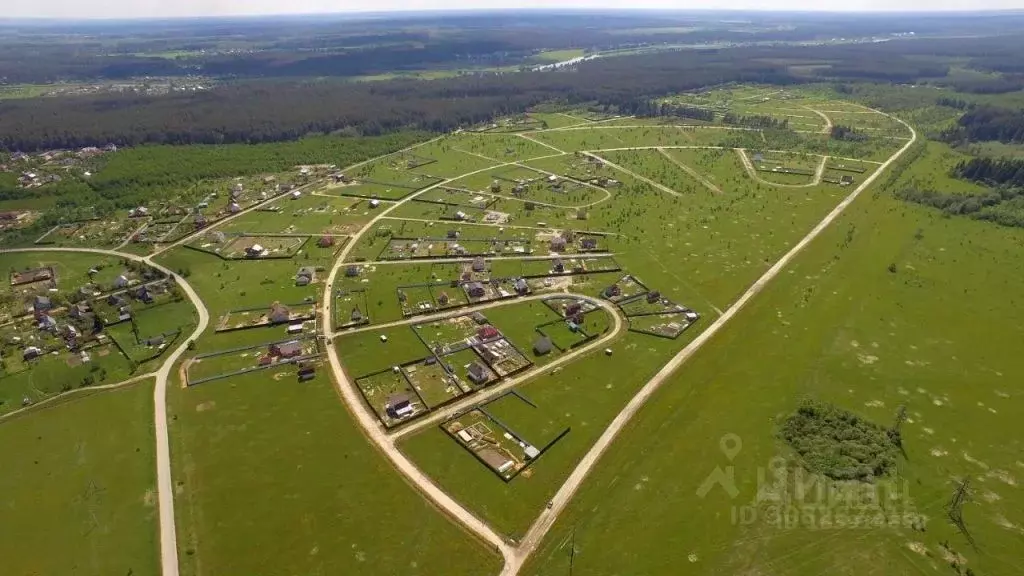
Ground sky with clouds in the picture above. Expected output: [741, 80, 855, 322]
[7, 0, 1022, 20]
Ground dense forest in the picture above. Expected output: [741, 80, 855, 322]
[0, 50, 799, 151]
[955, 157, 1024, 188]
[942, 106, 1024, 145]
[0, 38, 975, 152]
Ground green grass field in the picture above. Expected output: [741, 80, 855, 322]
[7, 83, 984, 576]
[169, 369, 501, 576]
[521, 153, 1024, 576]
[0, 381, 158, 575]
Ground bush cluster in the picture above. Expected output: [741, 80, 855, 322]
[780, 400, 897, 482]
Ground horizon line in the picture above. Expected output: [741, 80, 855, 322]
[4, 7, 1024, 23]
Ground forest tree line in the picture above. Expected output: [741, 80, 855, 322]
[942, 105, 1024, 145]
[4, 35, 1015, 152]
[896, 156, 1024, 229]
[954, 157, 1024, 188]
[0, 50, 798, 151]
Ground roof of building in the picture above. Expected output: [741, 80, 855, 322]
[534, 336, 553, 354]
[388, 393, 411, 407]
[274, 340, 303, 355]
[479, 447, 513, 471]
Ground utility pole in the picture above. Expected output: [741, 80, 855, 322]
[948, 477, 975, 548]
[889, 404, 908, 449]
[568, 526, 576, 576]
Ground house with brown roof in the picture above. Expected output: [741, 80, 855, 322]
[270, 340, 303, 358]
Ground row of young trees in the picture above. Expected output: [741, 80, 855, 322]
[721, 113, 789, 130]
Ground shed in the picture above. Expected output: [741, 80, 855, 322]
[33, 295, 52, 311]
[479, 448, 514, 473]
[533, 336, 553, 356]
[467, 362, 489, 385]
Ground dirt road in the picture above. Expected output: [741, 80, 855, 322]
[656, 148, 723, 195]
[500, 112, 918, 576]
[0, 245, 211, 576]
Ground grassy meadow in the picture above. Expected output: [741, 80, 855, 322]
[0, 381, 159, 576]
[169, 369, 502, 576]
[522, 145, 1024, 576]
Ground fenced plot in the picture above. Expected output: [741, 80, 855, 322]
[618, 293, 688, 317]
[386, 151, 437, 170]
[826, 159, 869, 173]
[106, 323, 182, 364]
[215, 302, 316, 332]
[188, 234, 309, 260]
[600, 274, 649, 303]
[399, 284, 442, 317]
[415, 187, 499, 209]
[536, 319, 591, 351]
[542, 296, 599, 317]
[413, 314, 482, 353]
[471, 116, 546, 133]
[35, 219, 136, 247]
[627, 312, 699, 339]
[442, 391, 569, 481]
[322, 181, 419, 201]
[440, 347, 498, 389]
[185, 336, 320, 385]
[822, 170, 858, 186]
[355, 368, 427, 428]
[526, 153, 618, 184]
[402, 357, 468, 409]
[473, 337, 532, 377]
[335, 289, 370, 330]
[747, 150, 820, 185]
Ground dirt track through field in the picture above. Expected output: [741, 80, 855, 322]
[1, 102, 918, 576]
[499, 110, 917, 576]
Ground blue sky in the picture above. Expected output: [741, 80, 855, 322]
[8, 0, 1023, 20]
